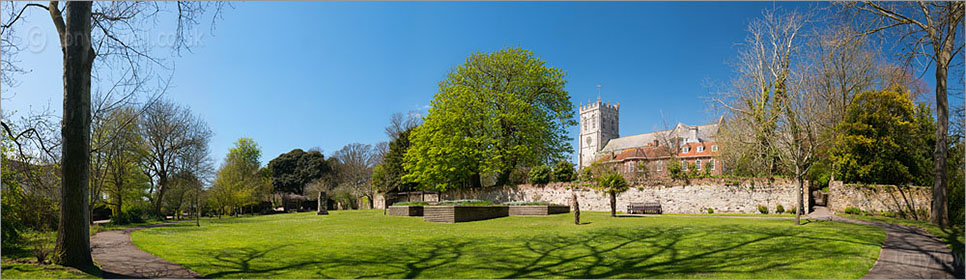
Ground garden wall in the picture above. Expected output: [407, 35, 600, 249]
[424, 178, 808, 214]
[827, 180, 932, 218]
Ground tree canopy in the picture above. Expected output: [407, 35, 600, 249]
[404, 47, 576, 191]
[373, 127, 418, 193]
[831, 88, 935, 186]
[268, 149, 329, 195]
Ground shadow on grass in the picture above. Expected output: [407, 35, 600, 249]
[186, 223, 883, 279]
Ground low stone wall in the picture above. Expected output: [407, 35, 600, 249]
[387, 206, 423, 216]
[508, 205, 570, 216]
[436, 178, 808, 214]
[828, 180, 932, 219]
[424, 206, 509, 223]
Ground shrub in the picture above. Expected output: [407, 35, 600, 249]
[687, 163, 699, 178]
[880, 211, 897, 218]
[844, 207, 861, 215]
[552, 161, 576, 182]
[775, 204, 785, 214]
[438, 200, 493, 206]
[509, 167, 530, 185]
[505, 201, 548, 206]
[668, 160, 684, 180]
[529, 165, 552, 185]
[113, 204, 149, 225]
[24, 231, 53, 264]
[757, 205, 768, 214]
[331, 188, 359, 209]
[392, 201, 429, 206]
[706, 208, 714, 214]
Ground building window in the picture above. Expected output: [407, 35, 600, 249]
[697, 145, 704, 152]
[682, 146, 689, 153]
[656, 161, 663, 171]
[711, 145, 718, 152]
[696, 159, 702, 170]
[681, 161, 688, 170]
[711, 159, 716, 170]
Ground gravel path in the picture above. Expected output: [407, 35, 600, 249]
[90, 222, 202, 279]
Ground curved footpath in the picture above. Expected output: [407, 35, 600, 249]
[90, 222, 202, 279]
[808, 207, 961, 279]
[91, 211, 960, 279]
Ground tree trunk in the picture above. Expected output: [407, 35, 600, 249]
[154, 175, 167, 220]
[195, 193, 200, 227]
[53, 1, 95, 269]
[610, 190, 617, 217]
[572, 190, 580, 225]
[795, 172, 803, 226]
[469, 173, 482, 188]
[931, 60, 949, 227]
[317, 191, 328, 215]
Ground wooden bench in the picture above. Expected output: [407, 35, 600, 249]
[628, 201, 662, 214]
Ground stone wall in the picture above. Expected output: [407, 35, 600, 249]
[424, 178, 809, 214]
[827, 180, 932, 218]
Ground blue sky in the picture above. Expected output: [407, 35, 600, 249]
[3, 1, 954, 166]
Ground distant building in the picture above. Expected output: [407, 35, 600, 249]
[578, 97, 723, 177]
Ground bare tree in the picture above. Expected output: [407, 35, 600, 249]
[385, 111, 422, 140]
[713, 9, 809, 179]
[332, 143, 378, 209]
[845, 1, 965, 226]
[138, 99, 212, 220]
[715, 8, 813, 224]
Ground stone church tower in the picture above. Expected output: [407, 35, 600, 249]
[578, 96, 619, 169]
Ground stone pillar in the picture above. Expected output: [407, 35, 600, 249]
[317, 191, 328, 215]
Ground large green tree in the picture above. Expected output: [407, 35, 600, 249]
[268, 149, 329, 195]
[831, 88, 935, 186]
[210, 138, 267, 216]
[404, 47, 576, 190]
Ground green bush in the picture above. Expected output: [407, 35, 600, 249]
[844, 207, 861, 215]
[331, 188, 359, 209]
[668, 160, 684, 180]
[112, 203, 150, 225]
[529, 165, 552, 185]
[706, 208, 714, 214]
[552, 161, 576, 182]
[775, 204, 785, 214]
[509, 167, 530, 185]
[392, 201, 429, 206]
[757, 205, 769, 214]
[505, 201, 548, 206]
[437, 200, 493, 206]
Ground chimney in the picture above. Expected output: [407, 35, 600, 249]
[653, 139, 659, 147]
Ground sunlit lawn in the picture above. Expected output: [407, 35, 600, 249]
[132, 210, 885, 279]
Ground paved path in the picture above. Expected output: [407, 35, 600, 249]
[91, 222, 203, 279]
[808, 207, 960, 279]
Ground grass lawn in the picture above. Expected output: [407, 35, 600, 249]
[132, 210, 885, 279]
[0, 219, 168, 279]
[837, 213, 965, 257]
[665, 213, 796, 217]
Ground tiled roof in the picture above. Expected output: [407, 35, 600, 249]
[600, 121, 720, 153]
